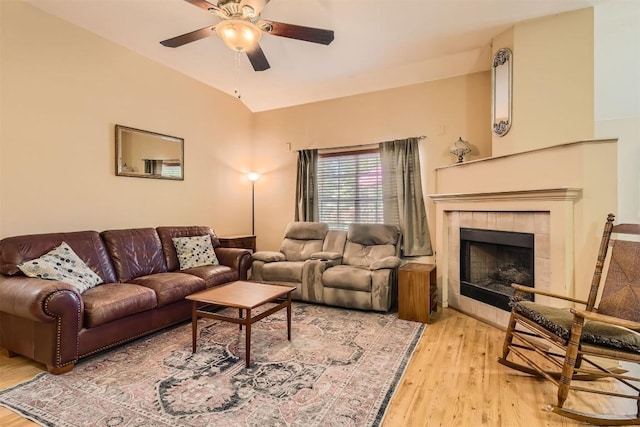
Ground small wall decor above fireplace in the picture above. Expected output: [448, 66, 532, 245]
[460, 228, 534, 311]
[492, 48, 512, 137]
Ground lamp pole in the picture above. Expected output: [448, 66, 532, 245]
[251, 180, 255, 235]
[247, 173, 260, 236]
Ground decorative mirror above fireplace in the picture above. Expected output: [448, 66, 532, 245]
[115, 124, 184, 180]
[492, 48, 513, 137]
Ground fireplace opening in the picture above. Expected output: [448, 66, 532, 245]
[460, 228, 534, 311]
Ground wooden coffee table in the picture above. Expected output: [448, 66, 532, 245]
[185, 281, 296, 367]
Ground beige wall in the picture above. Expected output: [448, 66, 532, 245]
[594, 1, 640, 225]
[252, 73, 492, 252]
[492, 8, 594, 156]
[2, 1, 636, 271]
[0, 1, 255, 238]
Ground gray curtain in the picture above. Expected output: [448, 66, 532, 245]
[295, 149, 318, 221]
[380, 138, 433, 256]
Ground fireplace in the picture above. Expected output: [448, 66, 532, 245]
[460, 228, 535, 311]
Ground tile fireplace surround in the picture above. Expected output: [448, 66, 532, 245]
[429, 139, 617, 328]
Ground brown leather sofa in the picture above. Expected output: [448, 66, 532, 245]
[0, 226, 251, 374]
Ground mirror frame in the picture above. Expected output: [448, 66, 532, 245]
[115, 124, 184, 181]
[492, 48, 513, 137]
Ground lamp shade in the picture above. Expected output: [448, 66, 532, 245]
[449, 137, 472, 163]
[215, 20, 262, 52]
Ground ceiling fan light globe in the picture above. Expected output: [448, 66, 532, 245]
[215, 19, 262, 52]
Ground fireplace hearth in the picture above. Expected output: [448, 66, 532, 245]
[460, 228, 534, 311]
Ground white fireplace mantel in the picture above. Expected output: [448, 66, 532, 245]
[429, 188, 582, 203]
[429, 187, 584, 326]
[427, 139, 616, 327]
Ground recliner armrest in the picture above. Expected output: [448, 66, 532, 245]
[252, 251, 286, 263]
[310, 251, 342, 261]
[370, 256, 401, 270]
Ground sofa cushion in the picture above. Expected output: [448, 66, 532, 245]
[101, 228, 168, 282]
[183, 265, 237, 288]
[322, 265, 372, 292]
[512, 301, 640, 353]
[0, 231, 117, 283]
[322, 230, 347, 253]
[281, 239, 324, 262]
[280, 222, 328, 261]
[347, 223, 400, 246]
[130, 272, 206, 307]
[284, 222, 328, 240]
[261, 261, 306, 283]
[82, 283, 157, 328]
[343, 241, 397, 267]
[172, 235, 219, 270]
[18, 242, 103, 293]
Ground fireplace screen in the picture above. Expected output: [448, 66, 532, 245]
[460, 228, 534, 311]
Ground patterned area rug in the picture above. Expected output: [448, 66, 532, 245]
[0, 303, 424, 426]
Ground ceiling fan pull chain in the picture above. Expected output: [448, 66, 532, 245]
[234, 50, 241, 99]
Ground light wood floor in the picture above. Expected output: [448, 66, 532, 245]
[0, 308, 631, 426]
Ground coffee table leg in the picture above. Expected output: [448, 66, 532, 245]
[245, 308, 251, 368]
[191, 301, 198, 353]
[239, 308, 242, 331]
[287, 293, 292, 341]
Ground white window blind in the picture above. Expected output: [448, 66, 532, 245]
[317, 149, 383, 230]
[161, 162, 182, 178]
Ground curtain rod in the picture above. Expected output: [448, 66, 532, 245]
[288, 135, 426, 152]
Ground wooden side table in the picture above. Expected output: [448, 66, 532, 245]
[398, 263, 437, 323]
[218, 235, 256, 252]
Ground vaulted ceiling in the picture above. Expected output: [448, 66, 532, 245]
[25, 0, 598, 112]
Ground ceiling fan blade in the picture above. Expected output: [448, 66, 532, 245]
[262, 20, 334, 45]
[184, 0, 216, 12]
[160, 25, 216, 48]
[246, 44, 270, 71]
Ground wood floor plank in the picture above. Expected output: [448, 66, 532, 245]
[382, 308, 620, 427]
[0, 308, 634, 426]
[0, 351, 42, 427]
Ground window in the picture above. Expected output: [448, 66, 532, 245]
[317, 149, 383, 230]
[161, 162, 182, 178]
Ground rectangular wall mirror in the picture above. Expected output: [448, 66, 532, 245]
[115, 125, 184, 180]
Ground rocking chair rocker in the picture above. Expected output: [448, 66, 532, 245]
[497, 213, 640, 425]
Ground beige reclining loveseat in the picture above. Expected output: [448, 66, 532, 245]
[251, 222, 401, 311]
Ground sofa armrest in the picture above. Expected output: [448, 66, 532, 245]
[214, 247, 252, 280]
[370, 256, 401, 270]
[301, 259, 331, 303]
[0, 275, 83, 371]
[310, 251, 342, 261]
[252, 251, 286, 263]
[0, 275, 82, 322]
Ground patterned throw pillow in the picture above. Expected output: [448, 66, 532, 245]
[18, 242, 103, 293]
[172, 235, 219, 270]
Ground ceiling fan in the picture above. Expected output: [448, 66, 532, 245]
[160, 0, 335, 71]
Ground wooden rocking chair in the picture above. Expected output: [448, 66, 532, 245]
[497, 213, 640, 425]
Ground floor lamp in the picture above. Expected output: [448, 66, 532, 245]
[247, 173, 260, 235]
